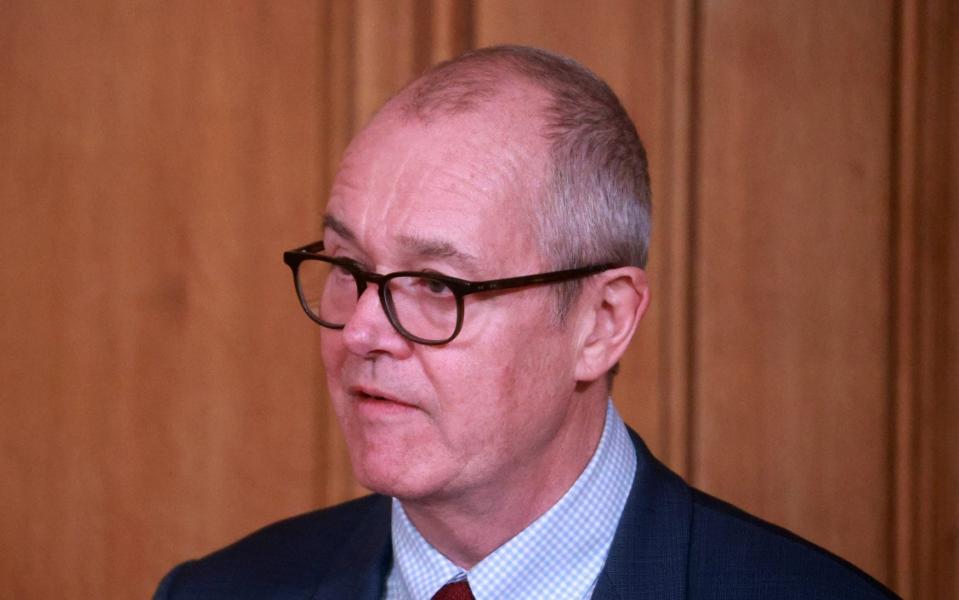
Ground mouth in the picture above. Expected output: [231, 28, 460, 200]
[348, 385, 418, 410]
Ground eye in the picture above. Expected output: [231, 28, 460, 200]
[424, 277, 450, 295]
[399, 274, 452, 297]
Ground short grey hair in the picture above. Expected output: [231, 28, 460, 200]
[398, 45, 651, 319]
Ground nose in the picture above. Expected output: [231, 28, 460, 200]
[340, 284, 413, 358]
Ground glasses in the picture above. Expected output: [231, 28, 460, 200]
[283, 240, 619, 345]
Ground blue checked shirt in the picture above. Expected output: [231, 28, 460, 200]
[383, 399, 637, 599]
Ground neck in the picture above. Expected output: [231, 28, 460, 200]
[399, 391, 609, 568]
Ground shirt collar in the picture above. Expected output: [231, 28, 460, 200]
[387, 399, 637, 599]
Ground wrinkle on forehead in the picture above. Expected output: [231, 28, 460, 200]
[366, 90, 550, 186]
[324, 213, 479, 274]
[326, 97, 550, 271]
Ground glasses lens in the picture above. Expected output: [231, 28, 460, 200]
[386, 275, 459, 342]
[297, 259, 357, 326]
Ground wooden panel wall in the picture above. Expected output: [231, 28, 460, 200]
[693, 0, 894, 578]
[895, 1, 959, 596]
[1, 1, 955, 598]
[0, 2, 324, 598]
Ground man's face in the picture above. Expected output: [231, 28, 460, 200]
[320, 103, 594, 505]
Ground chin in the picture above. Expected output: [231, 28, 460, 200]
[354, 469, 430, 500]
[349, 442, 415, 496]
[348, 444, 450, 501]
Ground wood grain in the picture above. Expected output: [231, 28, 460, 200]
[896, 0, 959, 595]
[692, 0, 894, 583]
[0, 2, 322, 597]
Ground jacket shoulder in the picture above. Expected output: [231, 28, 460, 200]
[687, 489, 898, 599]
[598, 428, 899, 599]
[154, 494, 391, 600]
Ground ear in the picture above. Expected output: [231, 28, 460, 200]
[574, 267, 650, 383]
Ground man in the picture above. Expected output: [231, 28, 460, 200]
[156, 46, 896, 599]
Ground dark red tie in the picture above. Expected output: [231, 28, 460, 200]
[431, 580, 475, 600]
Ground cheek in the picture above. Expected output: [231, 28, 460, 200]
[320, 333, 351, 419]
[320, 330, 344, 373]
[430, 321, 569, 428]
[421, 348, 513, 442]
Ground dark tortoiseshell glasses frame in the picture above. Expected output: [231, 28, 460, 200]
[283, 240, 619, 345]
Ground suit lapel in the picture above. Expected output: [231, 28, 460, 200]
[591, 429, 691, 600]
[310, 495, 393, 600]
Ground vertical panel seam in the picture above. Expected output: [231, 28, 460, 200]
[463, 0, 475, 52]
[685, 0, 703, 485]
[887, 0, 904, 588]
[413, 0, 432, 74]
[658, 0, 676, 468]
[312, 0, 331, 507]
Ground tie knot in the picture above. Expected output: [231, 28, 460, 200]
[431, 580, 474, 600]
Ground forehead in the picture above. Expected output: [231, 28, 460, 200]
[326, 103, 549, 270]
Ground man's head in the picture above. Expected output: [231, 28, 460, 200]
[399, 46, 651, 318]
[316, 46, 651, 509]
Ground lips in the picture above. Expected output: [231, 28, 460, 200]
[348, 385, 418, 410]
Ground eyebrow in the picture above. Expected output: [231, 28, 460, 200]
[323, 214, 356, 243]
[322, 213, 479, 271]
[396, 233, 479, 270]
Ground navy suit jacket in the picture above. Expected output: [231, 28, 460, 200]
[155, 430, 897, 599]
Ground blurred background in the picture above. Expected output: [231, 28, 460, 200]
[1, 1, 956, 598]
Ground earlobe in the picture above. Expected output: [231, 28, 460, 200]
[574, 268, 650, 383]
